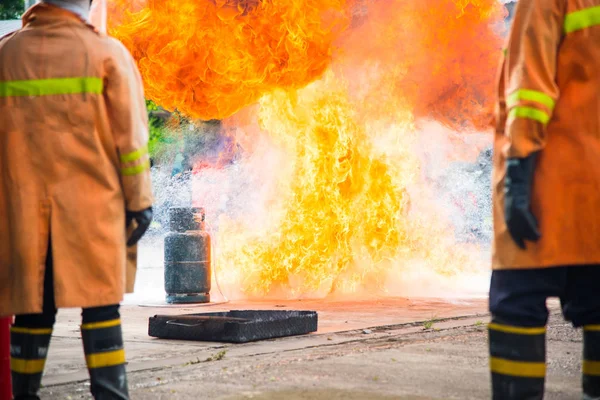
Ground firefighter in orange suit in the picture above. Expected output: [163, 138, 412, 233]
[490, 0, 600, 398]
[0, 1, 153, 398]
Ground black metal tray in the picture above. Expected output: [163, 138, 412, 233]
[148, 310, 318, 343]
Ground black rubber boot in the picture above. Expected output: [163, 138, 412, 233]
[489, 320, 546, 400]
[81, 319, 129, 400]
[583, 326, 600, 400]
[10, 326, 53, 400]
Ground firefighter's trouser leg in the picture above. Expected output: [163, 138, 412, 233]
[562, 266, 600, 400]
[81, 305, 129, 400]
[488, 268, 559, 400]
[10, 326, 53, 400]
[490, 266, 600, 400]
[488, 320, 546, 399]
[12, 243, 57, 400]
[583, 326, 600, 400]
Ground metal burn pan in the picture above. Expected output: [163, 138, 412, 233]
[148, 310, 318, 343]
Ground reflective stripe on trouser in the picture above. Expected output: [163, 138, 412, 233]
[81, 319, 129, 400]
[489, 320, 546, 400]
[10, 327, 53, 399]
[584, 326, 600, 398]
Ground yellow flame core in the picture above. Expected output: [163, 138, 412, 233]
[219, 74, 412, 296]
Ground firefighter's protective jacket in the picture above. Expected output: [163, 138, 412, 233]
[493, 0, 600, 268]
[0, 3, 153, 315]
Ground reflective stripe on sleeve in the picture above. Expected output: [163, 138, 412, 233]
[507, 89, 556, 111]
[565, 6, 600, 34]
[120, 146, 149, 163]
[508, 107, 551, 125]
[121, 160, 150, 176]
[0, 77, 103, 97]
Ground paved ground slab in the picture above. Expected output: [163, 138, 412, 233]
[38, 299, 583, 399]
[41, 297, 487, 386]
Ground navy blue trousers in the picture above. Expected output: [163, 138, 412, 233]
[13, 239, 119, 328]
[489, 265, 600, 327]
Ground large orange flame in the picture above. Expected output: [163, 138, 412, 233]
[337, 0, 505, 130]
[108, 0, 505, 297]
[107, 0, 350, 120]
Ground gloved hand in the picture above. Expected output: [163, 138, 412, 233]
[504, 154, 541, 249]
[126, 207, 153, 247]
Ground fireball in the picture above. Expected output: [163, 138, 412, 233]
[108, 0, 506, 296]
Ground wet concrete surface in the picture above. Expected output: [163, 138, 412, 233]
[42, 297, 488, 385]
[225, 390, 428, 399]
[39, 299, 583, 399]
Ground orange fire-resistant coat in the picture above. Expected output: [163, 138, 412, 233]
[493, 0, 600, 269]
[0, 4, 153, 316]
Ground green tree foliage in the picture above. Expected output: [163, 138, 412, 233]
[0, 0, 24, 20]
[147, 100, 166, 158]
[146, 100, 176, 161]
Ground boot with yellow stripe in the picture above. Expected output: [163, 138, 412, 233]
[583, 325, 600, 400]
[81, 318, 129, 400]
[488, 320, 546, 400]
[10, 326, 53, 400]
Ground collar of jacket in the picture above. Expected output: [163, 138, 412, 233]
[22, 3, 86, 28]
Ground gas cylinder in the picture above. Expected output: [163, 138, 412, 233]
[164, 207, 211, 304]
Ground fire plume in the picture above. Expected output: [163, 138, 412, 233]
[217, 74, 412, 296]
[107, 0, 349, 120]
[108, 0, 506, 297]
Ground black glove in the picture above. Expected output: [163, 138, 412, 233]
[504, 154, 541, 249]
[126, 207, 153, 247]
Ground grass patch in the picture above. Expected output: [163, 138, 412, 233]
[206, 350, 227, 362]
[184, 349, 228, 366]
[422, 314, 442, 330]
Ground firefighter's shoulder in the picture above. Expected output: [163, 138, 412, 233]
[80, 26, 135, 66]
[0, 30, 19, 46]
[100, 35, 139, 69]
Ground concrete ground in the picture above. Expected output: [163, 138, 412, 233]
[39, 298, 583, 399]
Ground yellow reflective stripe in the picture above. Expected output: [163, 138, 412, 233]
[81, 319, 121, 331]
[584, 325, 600, 332]
[508, 106, 551, 125]
[120, 146, 149, 163]
[10, 327, 53, 335]
[507, 89, 555, 111]
[490, 357, 546, 378]
[488, 323, 546, 335]
[565, 6, 600, 34]
[86, 349, 126, 369]
[10, 358, 46, 374]
[121, 160, 150, 176]
[584, 361, 600, 376]
[0, 77, 103, 97]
